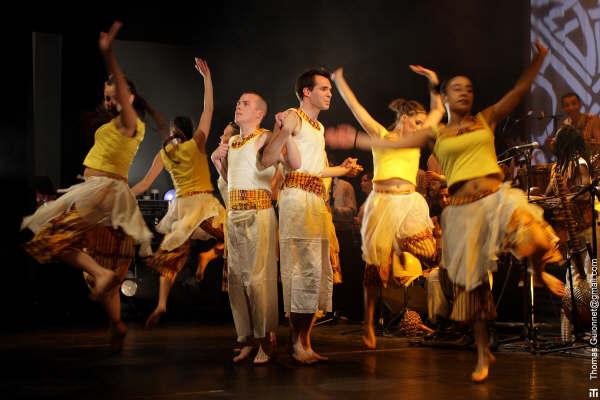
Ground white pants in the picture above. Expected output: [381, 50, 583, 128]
[227, 208, 279, 341]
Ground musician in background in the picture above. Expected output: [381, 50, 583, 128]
[545, 125, 594, 249]
[546, 122, 595, 340]
[560, 92, 600, 148]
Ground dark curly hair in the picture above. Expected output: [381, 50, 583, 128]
[554, 124, 590, 175]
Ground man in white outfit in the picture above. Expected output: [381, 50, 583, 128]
[261, 69, 361, 364]
[212, 92, 298, 364]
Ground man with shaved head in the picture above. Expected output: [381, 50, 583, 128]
[211, 92, 293, 364]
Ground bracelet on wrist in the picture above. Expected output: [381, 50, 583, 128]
[429, 82, 440, 94]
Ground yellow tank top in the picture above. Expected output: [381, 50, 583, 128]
[83, 118, 145, 179]
[160, 138, 214, 196]
[433, 113, 502, 188]
[372, 125, 420, 185]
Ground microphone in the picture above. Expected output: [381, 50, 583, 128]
[502, 142, 540, 156]
[497, 141, 540, 159]
[535, 111, 562, 120]
[511, 141, 540, 151]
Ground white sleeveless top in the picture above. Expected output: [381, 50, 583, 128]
[227, 129, 275, 192]
[285, 108, 326, 176]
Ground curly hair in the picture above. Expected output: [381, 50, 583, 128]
[387, 98, 426, 129]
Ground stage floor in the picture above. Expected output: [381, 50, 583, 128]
[1, 322, 588, 399]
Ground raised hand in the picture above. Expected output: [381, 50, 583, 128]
[532, 38, 549, 58]
[275, 111, 290, 129]
[330, 68, 344, 82]
[194, 57, 211, 80]
[99, 21, 122, 53]
[409, 65, 439, 86]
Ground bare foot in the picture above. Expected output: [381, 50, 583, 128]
[471, 353, 493, 383]
[362, 326, 376, 349]
[233, 345, 253, 363]
[145, 306, 166, 328]
[90, 269, 119, 301]
[253, 345, 270, 365]
[471, 363, 489, 383]
[292, 342, 317, 364]
[418, 323, 435, 334]
[307, 348, 328, 361]
[109, 320, 127, 354]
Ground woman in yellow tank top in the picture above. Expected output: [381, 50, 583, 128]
[132, 58, 225, 328]
[21, 22, 153, 352]
[327, 40, 565, 383]
[328, 65, 444, 349]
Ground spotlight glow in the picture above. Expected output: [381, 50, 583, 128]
[163, 189, 176, 201]
[120, 279, 138, 297]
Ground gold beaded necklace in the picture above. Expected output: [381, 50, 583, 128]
[230, 128, 268, 149]
[296, 108, 321, 131]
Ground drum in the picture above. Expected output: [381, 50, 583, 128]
[530, 194, 592, 245]
[513, 163, 553, 193]
[529, 163, 553, 194]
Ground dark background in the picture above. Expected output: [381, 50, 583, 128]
[3, 0, 554, 330]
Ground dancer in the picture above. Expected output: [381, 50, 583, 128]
[211, 92, 284, 364]
[261, 68, 362, 364]
[327, 40, 565, 382]
[132, 58, 225, 328]
[329, 65, 443, 349]
[21, 21, 153, 351]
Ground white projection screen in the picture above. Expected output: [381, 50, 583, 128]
[530, 0, 600, 145]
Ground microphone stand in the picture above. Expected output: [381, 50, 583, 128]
[497, 147, 542, 353]
[522, 148, 540, 349]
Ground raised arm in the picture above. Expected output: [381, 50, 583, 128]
[99, 21, 137, 137]
[256, 123, 301, 171]
[131, 153, 164, 195]
[481, 39, 549, 131]
[325, 124, 434, 151]
[260, 111, 300, 169]
[192, 58, 214, 151]
[409, 65, 445, 128]
[331, 68, 387, 137]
